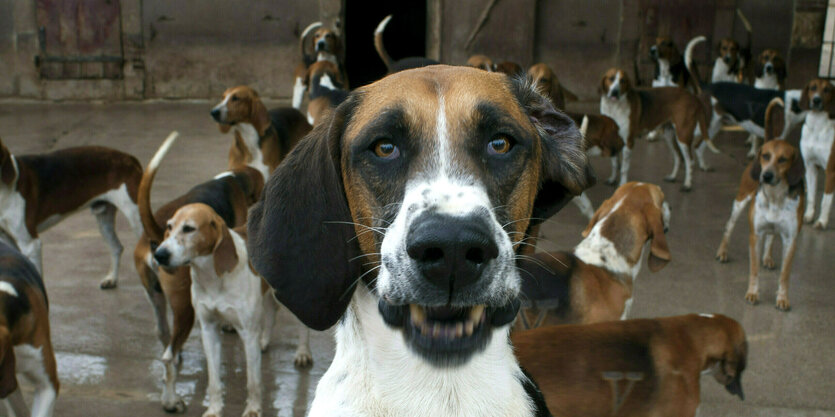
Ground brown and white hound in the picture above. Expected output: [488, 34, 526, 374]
[649, 36, 695, 90]
[518, 182, 670, 329]
[798, 79, 835, 230]
[754, 49, 787, 90]
[132, 133, 277, 412]
[374, 15, 439, 74]
[0, 240, 58, 417]
[292, 22, 346, 110]
[599, 68, 718, 190]
[467, 54, 495, 72]
[305, 61, 350, 126]
[528, 63, 578, 110]
[247, 65, 593, 416]
[513, 314, 748, 417]
[494, 61, 524, 78]
[0, 137, 142, 288]
[211, 86, 311, 179]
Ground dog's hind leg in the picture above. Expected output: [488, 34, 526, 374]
[815, 172, 834, 229]
[606, 155, 619, 185]
[92, 202, 123, 289]
[572, 192, 595, 219]
[260, 292, 278, 351]
[674, 132, 694, 191]
[663, 128, 681, 183]
[804, 162, 818, 223]
[695, 141, 713, 172]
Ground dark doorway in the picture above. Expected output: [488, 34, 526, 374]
[344, 1, 427, 87]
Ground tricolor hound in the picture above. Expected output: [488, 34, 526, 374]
[292, 22, 347, 110]
[248, 65, 594, 417]
[798, 79, 835, 229]
[374, 15, 439, 74]
[754, 49, 787, 90]
[518, 182, 670, 329]
[0, 136, 142, 288]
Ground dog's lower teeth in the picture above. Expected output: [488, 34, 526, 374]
[455, 323, 464, 338]
[465, 320, 474, 336]
[410, 305, 426, 325]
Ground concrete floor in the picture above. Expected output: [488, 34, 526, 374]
[0, 100, 832, 416]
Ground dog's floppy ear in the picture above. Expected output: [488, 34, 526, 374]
[712, 341, 747, 401]
[247, 96, 361, 331]
[646, 204, 671, 272]
[787, 148, 805, 189]
[511, 77, 595, 228]
[749, 152, 762, 183]
[213, 221, 239, 276]
[0, 327, 17, 398]
[774, 56, 787, 82]
[0, 140, 16, 186]
[799, 82, 811, 111]
[250, 95, 271, 137]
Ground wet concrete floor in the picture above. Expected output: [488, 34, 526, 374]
[0, 100, 832, 416]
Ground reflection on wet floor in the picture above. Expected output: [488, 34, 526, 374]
[56, 352, 108, 385]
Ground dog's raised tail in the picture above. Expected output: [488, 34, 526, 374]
[685, 35, 707, 95]
[374, 15, 394, 71]
[139, 131, 178, 243]
[764, 97, 786, 142]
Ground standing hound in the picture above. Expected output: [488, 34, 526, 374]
[512, 314, 747, 417]
[375, 15, 439, 74]
[528, 63, 578, 111]
[599, 68, 717, 191]
[132, 134, 295, 413]
[0, 240, 58, 417]
[518, 182, 671, 329]
[247, 65, 594, 417]
[799, 79, 835, 229]
[0, 137, 142, 288]
[754, 49, 787, 90]
[649, 36, 694, 90]
[745, 140, 805, 311]
[153, 202, 283, 417]
[211, 86, 311, 179]
[305, 61, 350, 126]
[292, 22, 347, 110]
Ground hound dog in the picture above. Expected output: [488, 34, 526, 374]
[495, 61, 525, 78]
[375, 15, 439, 74]
[292, 22, 346, 110]
[153, 201, 281, 417]
[518, 182, 670, 329]
[131, 134, 303, 413]
[247, 65, 594, 417]
[305, 61, 350, 126]
[599, 68, 717, 191]
[528, 63, 578, 110]
[716, 98, 791, 266]
[754, 49, 787, 90]
[512, 314, 748, 417]
[744, 140, 805, 311]
[798, 79, 835, 229]
[467, 54, 495, 72]
[0, 136, 142, 288]
[649, 36, 694, 89]
[211, 86, 311, 179]
[704, 37, 748, 83]
[0, 240, 58, 417]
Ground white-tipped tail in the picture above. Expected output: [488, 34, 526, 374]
[684, 36, 706, 73]
[579, 115, 589, 137]
[301, 22, 323, 40]
[148, 131, 179, 172]
[375, 15, 392, 35]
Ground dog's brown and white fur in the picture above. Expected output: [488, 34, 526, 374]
[467, 54, 495, 72]
[745, 140, 805, 311]
[712, 38, 746, 83]
[754, 49, 787, 90]
[518, 182, 670, 329]
[292, 22, 346, 110]
[0, 240, 58, 417]
[0, 137, 142, 288]
[512, 314, 747, 417]
[798, 79, 835, 229]
[211, 86, 311, 179]
[153, 202, 279, 417]
[599, 68, 716, 190]
[247, 65, 593, 417]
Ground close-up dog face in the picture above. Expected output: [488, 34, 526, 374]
[718, 38, 740, 64]
[800, 78, 834, 111]
[154, 203, 223, 269]
[750, 140, 804, 188]
[210, 86, 270, 135]
[313, 28, 339, 54]
[600, 68, 630, 100]
[755, 49, 786, 79]
[650, 37, 680, 63]
[248, 65, 593, 365]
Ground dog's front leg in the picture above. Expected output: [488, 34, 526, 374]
[199, 318, 224, 417]
[804, 163, 818, 223]
[3, 388, 28, 417]
[716, 195, 752, 262]
[745, 231, 763, 304]
[775, 232, 798, 311]
[815, 192, 833, 229]
[240, 328, 263, 417]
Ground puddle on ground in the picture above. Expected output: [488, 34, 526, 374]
[56, 352, 108, 385]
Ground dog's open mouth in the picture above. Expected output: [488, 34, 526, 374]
[378, 300, 519, 366]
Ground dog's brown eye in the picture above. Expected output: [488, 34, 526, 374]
[778, 156, 788, 163]
[762, 153, 771, 161]
[373, 140, 399, 159]
[609, 76, 615, 82]
[182, 225, 196, 233]
[811, 85, 817, 92]
[488, 136, 512, 155]
[230, 95, 239, 101]
[166, 224, 172, 230]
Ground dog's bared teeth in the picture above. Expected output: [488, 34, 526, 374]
[410, 305, 426, 326]
[455, 323, 464, 338]
[420, 323, 430, 336]
[464, 320, 474, 336]
[469, 305, 485, 322]
[432, 323, 441, 337]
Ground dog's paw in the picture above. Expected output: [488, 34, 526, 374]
[699, 165, 714, 172]
[680, 185, 692, 192]
[294, 350, 313, 368]
[745, 292, 759, 305]
[715, 249, 729, 263]
[814, 220, 827, 230]
[99, 276, 117, 290]
[776, 296, 791, 311]
[162, 399, 186, 414]
[663, 176, 677, 183]
[804, 213, 815, 224]
[241, 408, 262, 417]
[605, 178, 618, 186]
[762, 256, 776, 270]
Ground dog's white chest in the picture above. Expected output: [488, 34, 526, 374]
[753, 186, 800, 236]
[235, 123, 270, 179]
[0, 186, 30, 242]
[652, 59, 674, 87]
[800, 112, 835, 169]
[754, 74, 779, 90]
[600, 96, 630, 142]
[712, 58, 737, 83]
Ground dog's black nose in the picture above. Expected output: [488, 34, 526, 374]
[610, 89, 620, 98]
[762, 171, 775, 184]
[406, 213, 499, 293]
[812, 96, 822, 107]
[723, 56, 731, 64]
[154, 248, 171, 266]
[649, 46, 657, 57]
[764, 63, 774, 74]
[210, 108, 221, 121]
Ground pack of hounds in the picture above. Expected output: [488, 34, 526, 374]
[0, 12, 831, 417]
